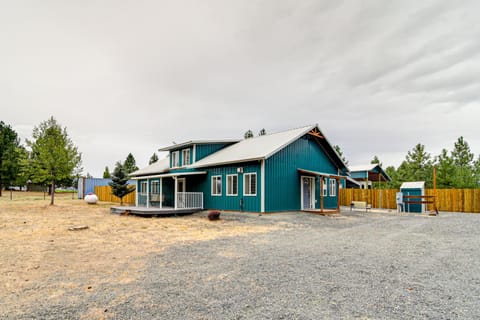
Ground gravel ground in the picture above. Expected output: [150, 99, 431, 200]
[4, 210, 480, 319]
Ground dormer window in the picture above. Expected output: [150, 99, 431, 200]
[182, 149, 191, 166]
[171, 151, 179, 167]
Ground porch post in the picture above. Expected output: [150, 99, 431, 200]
[146, 178, 150, 208]
[336, 177, 340, 212]
[159, 177, 163, 209]
[135, 179, 138, 207]
[320, 176, 324, 212]
[173, 176, 178, 210]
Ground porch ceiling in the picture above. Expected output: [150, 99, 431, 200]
[297, 168, 347, 179]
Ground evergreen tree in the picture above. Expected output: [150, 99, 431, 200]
[333, 145, 349, 166]
[0, 121, 22, 196]
[473, 155, 480, 187]
[401, 144, 433, 187]
[26, 117, 82, 205]
[370, 155, 383, 167]
[149, 152, 159, 165]
[258, 128, 267, 136]
[244, 130, 254, 139]
[435, 149, 455, 188]
[385, 166, 401, 188]
[123, 153, 139, 174]
[451, 136, 475, 188]
[103, 166, 111, 179]
[109, 161, 135, 205]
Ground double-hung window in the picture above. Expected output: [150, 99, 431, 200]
[211, 176, 222, 196]
[171, 151, 179, 167]
[151, 181, 160, 194]
[182, 149, 190, 166]
[140, 181, 147, 195]
[323, 178, 328, 196]
[226, 174, 238, 196]
[244, 173, 257, 196]
[329, 179, 336, 197]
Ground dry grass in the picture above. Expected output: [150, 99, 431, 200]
[0, 192, 277, 312]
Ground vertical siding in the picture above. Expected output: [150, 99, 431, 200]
[195, 143, 232, 162]
[265, 135, 340, 212]
[196, 162, 261, 212]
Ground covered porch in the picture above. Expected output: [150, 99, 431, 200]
[133, 171, 206, 211]
[298, 168, 347, 213]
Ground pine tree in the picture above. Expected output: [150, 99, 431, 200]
[258, 128, 267, 136]
[0, 121, 22, 196]
[244, 130, 254, 139]
[435, 149, 455, 188]
[149, 152, 159, 165]
[123, 153, 139, 174]
[401, 144, 433, 187]
[103, 166, 111, 179]
[370, 155, 383, 168]
[451, 136, 475, 188]
[109, 162, 135, 205]
[26, 117, 82, 205]
[333, 145, 349, 166]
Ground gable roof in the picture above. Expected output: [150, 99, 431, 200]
[400, 181, 425, 189]
[130, 156, 170, 177]
[349, 164, 391, 182]
[190, 124, 348, 171]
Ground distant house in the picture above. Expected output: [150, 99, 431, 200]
[129, 124, 349, 213]
[348, 164, 391, 189]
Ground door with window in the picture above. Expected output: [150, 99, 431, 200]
[301, 176, 315, 210]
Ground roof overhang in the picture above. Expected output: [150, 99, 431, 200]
[131, 171, 207, 180]
[159, 139, 240, 151]
[297, 168, 347, 179]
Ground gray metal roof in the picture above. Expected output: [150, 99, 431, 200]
[158, 139, 240, 151]
[129, 156, 170, 177]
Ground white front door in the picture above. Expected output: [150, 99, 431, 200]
[301, 176, 315, 210]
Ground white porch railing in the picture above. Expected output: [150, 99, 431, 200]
[176, 192, 203, 209]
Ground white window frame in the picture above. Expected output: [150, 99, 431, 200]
[171, 151, 180, 168]
[151, 181, 160, 194]
[323, 178, 328, 196]
[243, 173, 257, 196]
[329, 179, 336, 197]
[226, 174, 238, 196]
[140, 181, 147, 195]
[211, 175, 222, 196]
[182, 149, 190, 166]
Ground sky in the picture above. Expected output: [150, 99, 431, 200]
[1, 0, 479, 177]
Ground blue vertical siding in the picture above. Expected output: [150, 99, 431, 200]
[195, 143, 233, 162]
[191, 162, 261, 212]
[265, 135, 340, 212]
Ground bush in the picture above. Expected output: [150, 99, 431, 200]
[208, 211, 221, 221]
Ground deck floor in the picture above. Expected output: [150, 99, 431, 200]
[110, 206, 202, 216]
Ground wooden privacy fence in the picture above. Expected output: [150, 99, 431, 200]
[339, 189, 480, 213]
[94, 186, 136, 205]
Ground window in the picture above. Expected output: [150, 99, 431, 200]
[171, 151, 179, 167]
[323, 178, 328, 196]
[182, 149, 190, 166]
[244, 173, 257, 196]
[227, 174, 238, 196]
[140, 181, 147, 194]
[151, 181, 160, 194]
[211, 175, 222, 196]
[329, 179, 336, 196]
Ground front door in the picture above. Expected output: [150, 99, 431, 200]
[301, 176, 315, 210]
[176, 178, 186, 208]
[177, 178, 186, 193]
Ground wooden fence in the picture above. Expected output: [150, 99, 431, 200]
[339, 189, 480, 213]
[94, 186, 136, 205]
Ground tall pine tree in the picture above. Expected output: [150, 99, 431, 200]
[149, 152, 159, 165]
[451, 136, 475, 188]
[123, 153, 139, 174]
[0, 121, 22, 196]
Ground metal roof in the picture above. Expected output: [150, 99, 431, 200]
[158, 139, 240, 151]
[130, 156, 170, 177]
[130, 170, 207, 180]
[190, 125, 317, 168]
[349, 164, 392, 181]
[400, 181, 425, 189]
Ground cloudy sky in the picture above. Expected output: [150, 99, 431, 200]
[1, 0, 479, 176]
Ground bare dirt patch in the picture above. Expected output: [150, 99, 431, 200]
[0, 192, 278, 317]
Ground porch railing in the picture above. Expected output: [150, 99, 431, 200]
[176, 192, 204, 209]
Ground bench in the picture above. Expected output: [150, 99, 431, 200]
[350, 201, 372, 212]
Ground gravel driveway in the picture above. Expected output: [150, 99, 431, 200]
[6, 210, 480, 319]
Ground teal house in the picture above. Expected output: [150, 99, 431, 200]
[129, 124, 349, 214]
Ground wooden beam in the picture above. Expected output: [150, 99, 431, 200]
[308, 128, 324, 139]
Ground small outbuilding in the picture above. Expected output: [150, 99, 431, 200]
[400, 181, 425, 213]
[348, 164, 391, 189]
